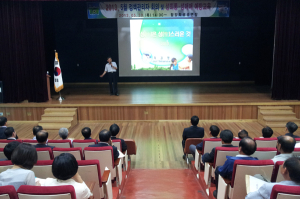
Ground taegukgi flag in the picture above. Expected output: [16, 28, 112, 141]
[54, 52, 64, 92]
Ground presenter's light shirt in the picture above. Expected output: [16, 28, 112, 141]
[105, 62, 117, 72]
[0, 168, 36, 190]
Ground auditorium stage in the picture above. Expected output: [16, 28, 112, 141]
[1, 82, 300, 121]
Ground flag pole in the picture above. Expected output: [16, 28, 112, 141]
[54, 49, 65, 102]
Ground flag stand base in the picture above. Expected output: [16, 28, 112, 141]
[56, 92, 65, 101]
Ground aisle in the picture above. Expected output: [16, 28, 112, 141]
[119, 169, 208, 199]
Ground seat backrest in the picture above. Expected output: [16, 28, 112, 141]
[72, 140, 97, 151]
[124, 139, 137, 155]
[22, 140, 38, 145]
[292, 148, 300, 156]
[0, 148, 6, 160]
[271, 161, 284, 182]
[231, 138, 241, 147]
[254, 138, 278, 148]
[84, 147, 114, 176]
[17, 185, 76, 199]
[0, 140, 22, 148]
[112, 140, 122, 152]
[270, 184, 300, 199]
[202, 138, 222, 154]
[295, 138, 300, 143]
[0, 161, 13, 173]
[32, 160, 54, 179]
[230, 160, 274, 199]
[252, 148, 277, 160]
[53, 147, 83, 160]
[184, 138, 203, 154]
[77, 160, 102, 199]
[36, 148, 54, 160]
[214, 147, 239, 168]
[47, 140, 72, 148]
[0, 185, 18, 199]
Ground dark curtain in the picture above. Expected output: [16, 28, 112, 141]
[0, 1, 48, 103]
[271, 0, 300, 100]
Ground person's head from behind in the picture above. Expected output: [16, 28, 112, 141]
[191, 116, 199, 126]
[209, 125, 220, 137]
[281, 157, 300, 183]
[4, 127, 16, 138]
[36, 130, 49, 144]
[238, 129, 249, 139]
[4, 141, 20, 160]
[58, 128, 69, 140]
[99, 129, 111, 143]
[171, 58, 177, 65]
[220, 130, 233, 144]
[81, 127, 91, 139]
[286, 122, 298, 134]
[52, 153, 78, 180]
[187, 54, 193, 62]
[107, 57, 112, 63]
[239, 137, 257, 155]
[277, 136, 295, 154]
[262, 126, 273, 138]
[33, 126, 43, 137]
[0, 117, 7, 126]
[11, 143, 37, 169]
[110, 124, 120, 137]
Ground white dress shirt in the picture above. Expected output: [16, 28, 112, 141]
[105, 62, 117, 72]
[272, 153, 293, 164]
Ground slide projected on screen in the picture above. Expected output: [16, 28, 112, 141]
[130, 19, 193, 71]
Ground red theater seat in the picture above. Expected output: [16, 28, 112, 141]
[252, 147, 277, 160]
[0, 185, 18, 199]
[36, 148, 54, 160]
[53, 147, 83, 160]
[0, 161, 13, 173]
[184, 138, 203, 164]
[17, 185, 76, 199]
[254, 137, 278, 148]
[72, 139, 97, 151]
[271, 161, 284, 182]
[47, 140, 72, 148]
[0, 140, 22, 148]
[124, 139, 137, 155]
[0, 148, 5, 160]
[231, 138, 241, 147]
[22, 140, 38, 145]
[270, 184, 300, 199]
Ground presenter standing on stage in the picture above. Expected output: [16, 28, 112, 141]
[100, 57, 119, 96]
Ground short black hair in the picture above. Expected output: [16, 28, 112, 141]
[283, 157, 300, 183]
[238, 130, 249, 139]
[187, 54, 193, 60]
[33, 126, 43, 136]
[239, 137, 257, 155]
[107, 57, 111, 60]
[110, 124, 120, 136]
[286, 122, 298, 134]
[52, 153, 78, 180]
[36, 130, 49, 143]
[191, 116, 199, 126]
[210, 125, 220, 137]
[0, 117, 7, 126]
[220, 130, 233, 143]
[4, 127, 14, 138]
[262, 126, 273, 138]
[99, 129, 111, 142]
[278, 136, 296, 153]
[11, 143, 37, 169]
[81, 127, 91, 139]
[4, 141, 20, 160]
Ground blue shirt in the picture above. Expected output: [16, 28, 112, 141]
[218, 156, 258, 179]
[171, 64, 178, 70]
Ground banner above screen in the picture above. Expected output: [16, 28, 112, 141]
[87, 1, 230, 19]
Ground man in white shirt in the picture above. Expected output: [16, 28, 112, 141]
[272, 135, 295, 164]
[100, 57, 119, 96]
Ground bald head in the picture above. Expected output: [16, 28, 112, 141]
[239, 137, 257, 155]
[36, 130, 49, 144]
[278, 135, 295, 153]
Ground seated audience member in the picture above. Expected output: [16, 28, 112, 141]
[34, 130, 55, 150]
[88, 129, 119, 160]
[58, 127, 73, 144]
[32, 125, 43, 140]
[261, 126, 273, 138]
[213, 137, 257, 198]
[110, 123, 127, 151]
[0, 143, 37, 190]
[246, 157, 300, 199]
[0, 117, 8, 139]
[0, 141, 20, 161]
[37, 153, 93, 199]
[81, 127, 92, 140]
[202, 130, 236, 164]
[4, 127, 18, 140]
[189, 125, 220, 157]
[182, 116, 204, 159]
[284, 122, 300, 138]
[236, 129, 249, 139]
[272, 136, 295, 164]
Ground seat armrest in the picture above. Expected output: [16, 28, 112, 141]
[114, 158, 121, 167]
[102, 170, 111, 183]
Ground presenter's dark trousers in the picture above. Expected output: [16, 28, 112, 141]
[108, 72, 118, 94]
